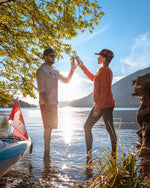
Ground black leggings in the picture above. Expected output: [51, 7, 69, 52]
[84, 106, 117, 155]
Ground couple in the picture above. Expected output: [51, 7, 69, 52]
[36, 48, 117, 164]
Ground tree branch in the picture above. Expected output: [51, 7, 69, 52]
[0, 0, 17, 7]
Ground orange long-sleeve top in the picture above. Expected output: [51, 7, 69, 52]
[81, 65, 115, 113]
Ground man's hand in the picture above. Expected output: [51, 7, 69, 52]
[71, 60, 77, 71]
[45, 103, 52, 112]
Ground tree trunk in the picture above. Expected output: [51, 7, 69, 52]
[132, 73, 150, 176]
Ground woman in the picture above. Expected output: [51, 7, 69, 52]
[79, 49, 117, 164]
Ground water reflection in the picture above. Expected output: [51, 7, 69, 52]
[42, 151, 74, 187]
[61, 107, 73, 144]
[0, 107, 141, 186]
[43, 151, 51, 177]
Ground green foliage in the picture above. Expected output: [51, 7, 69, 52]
[0, 88, 14, 107]
[0, 0, 104, 106]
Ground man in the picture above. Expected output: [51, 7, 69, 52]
[36, 48, 76, 155]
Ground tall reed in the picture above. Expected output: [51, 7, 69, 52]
[71, 122, 150, 188]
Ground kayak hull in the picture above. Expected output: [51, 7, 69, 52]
[0, 136, 31, 177]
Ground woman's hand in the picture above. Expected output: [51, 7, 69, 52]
[78, 59, 84, 68]
[93, 111, 99, 117]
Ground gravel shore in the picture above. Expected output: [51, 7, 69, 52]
[0, 169, 58, 188]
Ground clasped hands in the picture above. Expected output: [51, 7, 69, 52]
[71, 56, 83, 69]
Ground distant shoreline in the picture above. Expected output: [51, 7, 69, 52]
[0, 106, 138, 110]
[0, 100, 37, 108]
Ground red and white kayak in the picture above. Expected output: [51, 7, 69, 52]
[0, 98, 32, 177]
[0, 136, 31, 177]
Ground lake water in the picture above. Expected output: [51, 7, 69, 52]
[0, 107, 139, 187]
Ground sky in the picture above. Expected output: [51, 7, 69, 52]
[24, 0, 150, 104]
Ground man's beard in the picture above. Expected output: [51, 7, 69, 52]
[47, 59, 54, 65]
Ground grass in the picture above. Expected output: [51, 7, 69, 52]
[71, 122, 150, 188]
[71, 143, 150, 188]
[89, 145, 141, 187]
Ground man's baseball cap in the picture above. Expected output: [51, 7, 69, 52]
[43, 48, 55, 58]
[95, 49, 114, 62]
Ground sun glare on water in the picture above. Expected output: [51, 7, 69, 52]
[60, 107, 74, 144]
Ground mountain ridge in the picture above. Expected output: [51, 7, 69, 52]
[0, 99, 37, 108]
[60, 66, 150, 108]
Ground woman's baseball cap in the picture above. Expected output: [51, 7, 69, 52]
[95, 49, 114, 62]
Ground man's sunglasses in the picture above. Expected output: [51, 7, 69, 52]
[48, 54, 56, 58]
